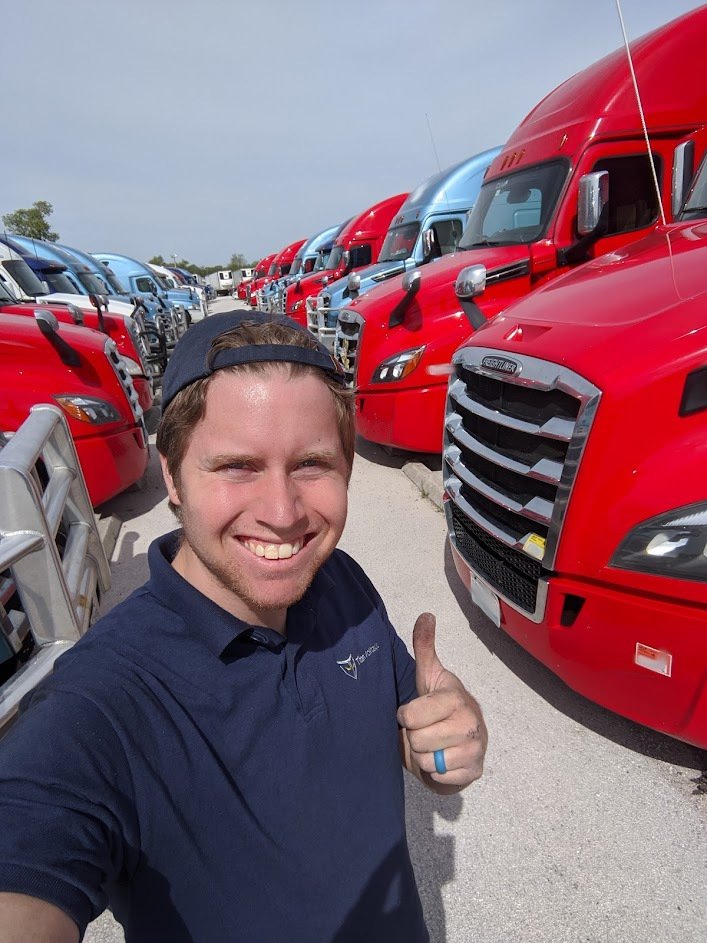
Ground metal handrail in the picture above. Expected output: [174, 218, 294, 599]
[0, 405, 111, 731]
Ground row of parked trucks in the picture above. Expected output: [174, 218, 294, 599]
[248, 7, 707, 749]
[0, 238, 205, 506]
[0, 235, 213, 727]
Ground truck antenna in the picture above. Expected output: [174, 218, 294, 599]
[425, 113, 443, 175]
[426, 113, 454, 213]
[615, 0, 667, 225]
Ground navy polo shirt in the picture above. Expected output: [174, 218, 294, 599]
[0, 531, 428, 942]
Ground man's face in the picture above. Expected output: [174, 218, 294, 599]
[160, 368, 350, 631]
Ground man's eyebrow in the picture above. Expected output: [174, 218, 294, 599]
[203, 453, 257, 468]
[298, 448, 341, 462]
[202, 448, 342, 467]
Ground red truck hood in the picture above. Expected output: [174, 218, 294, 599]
[347, 245, 530, 319]
[470, 222, 707, 385]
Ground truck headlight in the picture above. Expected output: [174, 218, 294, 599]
[120, 355, 144, 377]
[371, 346, 425, 383]
[54, 395, 122, 425]
[611, 502, 707, 582]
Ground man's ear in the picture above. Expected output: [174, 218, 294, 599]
[159, 453, 181, 507]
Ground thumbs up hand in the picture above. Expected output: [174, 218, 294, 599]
[397, 613, 487, 792]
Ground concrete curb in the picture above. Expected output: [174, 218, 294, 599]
[401, 462, 444, 512]
[96, 513, 122, 563]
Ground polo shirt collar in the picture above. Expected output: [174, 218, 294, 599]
[146, 530, 336, 657]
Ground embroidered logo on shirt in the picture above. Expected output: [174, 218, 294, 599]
[336, 643, 380, 680]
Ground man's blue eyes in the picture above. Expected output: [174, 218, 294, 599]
[219, 460, 327, 472]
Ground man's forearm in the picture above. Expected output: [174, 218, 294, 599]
[0, 892, 79, 943]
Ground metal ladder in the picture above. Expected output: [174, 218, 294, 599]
[0, 405, 111, 732]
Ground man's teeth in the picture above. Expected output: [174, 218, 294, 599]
[244, 539, 303, 559]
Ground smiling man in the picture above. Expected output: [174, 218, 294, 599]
[0, 312, 487, 943]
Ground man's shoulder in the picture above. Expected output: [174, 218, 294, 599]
[82, 583, 168, 647]
[323, 547, 375, 586]
[49, 582, 178, 690]
[318, 548, 385, 604]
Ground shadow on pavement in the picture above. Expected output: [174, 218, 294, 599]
[443, 541, 707, 774]
[355, 435, 442, 472]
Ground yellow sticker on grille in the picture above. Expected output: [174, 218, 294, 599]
[522, 533, 546, 561]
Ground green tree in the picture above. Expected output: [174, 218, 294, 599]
[229, 252, 250, 271]
[2, 200, 59, 242]
[148, 254, 166, 266]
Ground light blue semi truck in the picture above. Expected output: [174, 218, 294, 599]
[309, 146, 500, 347]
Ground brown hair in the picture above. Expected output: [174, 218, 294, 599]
[157, 320, 355, 512]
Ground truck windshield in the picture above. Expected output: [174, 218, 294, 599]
[0, 279, 17, 302]
[312, 249, 331, 272]
[379, 222, 420, 262]
[104, 270, 127, 293]
[43, 271, 79, 294]
[680, 155, 707, 220]
[289, 255, 305, 277]
[78, 272, 112, 295]
[459, 160, 568, 249]
[2, 260, 48, 296]
[325, 246, 344, 270]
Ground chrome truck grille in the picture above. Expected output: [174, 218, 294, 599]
[277, 284, 287, 314]
[333, 309, 363, 387]
[443, 347, 600, 621]
[159, 312, 178, 350]
[133, 309, 167, 378]
[171, 306, 190, 338]
[105, 339, 144, 427]
[307, 294, 338, 350]
[125, 315, 153, 376]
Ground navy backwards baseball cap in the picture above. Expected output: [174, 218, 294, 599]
[160, 311, 346, 412]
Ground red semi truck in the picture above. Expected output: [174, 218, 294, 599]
[284, 193, 408, 325]
[443, 146, 707, 749]
[336, 7, 707, 454]
[254, 237, 307, 311]
[246, 253, 277, 307]
[0, 308, 148, 507]
[0, 278, 154, 417]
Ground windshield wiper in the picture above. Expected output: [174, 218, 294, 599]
[460, 238, 505, 249]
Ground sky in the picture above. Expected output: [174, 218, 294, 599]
[3, 0, 705, 267]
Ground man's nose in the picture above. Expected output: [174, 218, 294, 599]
[255, 472, 306, 532]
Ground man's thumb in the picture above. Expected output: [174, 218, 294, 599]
[413, 612, 441, 694]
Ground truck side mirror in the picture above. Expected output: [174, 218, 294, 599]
[455, 264, 487, 299]
[33, 308, 59, 334]
[672, 141, 695, 217]
[34, 309, 82, 367]
[401, 270, 421, 296]
[88, 292, 108, 334]
[422, 228, 435, 261]
[66, 304, 84, 325]
[577, 171, 609, 236]
[341, 250, 351, 273]
[454, 265, 487, 330]
[388, 270, 421, 328]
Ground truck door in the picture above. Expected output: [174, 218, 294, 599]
[554, 142, 667, 258]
